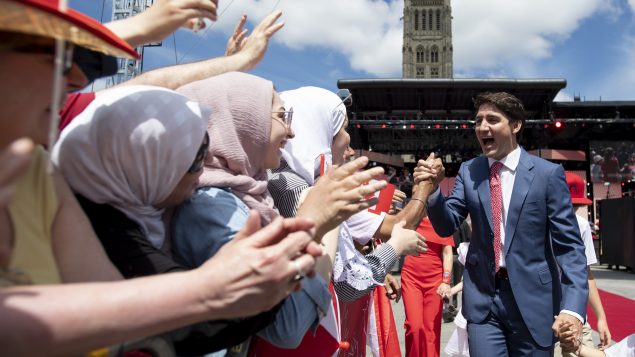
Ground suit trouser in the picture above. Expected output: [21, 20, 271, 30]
[467, 277, 553, 357]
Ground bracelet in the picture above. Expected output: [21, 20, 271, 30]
[410, 198, 426, 205]
[442, 271, 451, 284]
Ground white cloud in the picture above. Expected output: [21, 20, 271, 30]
[208, 0, 405, 76]
[453, 0, 610, 74]
[554, 90, 573, 102]
[182, 0, 618, 78]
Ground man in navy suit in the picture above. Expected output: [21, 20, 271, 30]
[415, 92, 588, 356]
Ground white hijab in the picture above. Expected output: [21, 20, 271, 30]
[281, 87, 381, 290]
[280, 86, 346, 185]
[52, 85, 208, 249]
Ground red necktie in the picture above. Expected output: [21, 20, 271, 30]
[489, 161, 504, 272]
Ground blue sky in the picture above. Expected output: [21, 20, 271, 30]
[71, 0, 635, 101]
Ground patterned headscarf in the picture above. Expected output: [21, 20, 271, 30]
[52, 85, 208, 248]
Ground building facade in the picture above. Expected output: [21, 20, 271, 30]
[402, 0, 453, 78]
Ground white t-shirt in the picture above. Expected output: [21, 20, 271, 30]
[604, 333, 635, 357]
[576, 214, 597, 266]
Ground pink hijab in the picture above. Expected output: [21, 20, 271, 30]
[177, 72, 279, 224]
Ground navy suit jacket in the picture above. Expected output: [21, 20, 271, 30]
[428, 148, 588, 347]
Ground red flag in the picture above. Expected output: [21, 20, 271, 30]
[365, 182, 396, 215]
[369, 286, 401, 357]
[337, 295, 372, 357]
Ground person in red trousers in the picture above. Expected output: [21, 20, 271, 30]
[401, 215, 455, 357]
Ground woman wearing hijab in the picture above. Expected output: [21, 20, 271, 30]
[249, 87, 425, 357]
[53, 85, 314, 355]
[269, 86, 427, 302]
[172, 72, 387, 350]
[1, 3, 320, 355]
[54, 85, 209, 274]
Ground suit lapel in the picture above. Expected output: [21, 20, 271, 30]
[504, 149, 535, 257]
[475, 157, 494, 233]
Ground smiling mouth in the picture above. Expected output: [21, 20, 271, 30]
[482, 138, 495, 147]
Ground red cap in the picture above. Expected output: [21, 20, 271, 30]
[1, 0, 139, 59]
[565, 172, 592, 205]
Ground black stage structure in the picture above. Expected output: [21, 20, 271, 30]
[338, 79, 635, 266]
[338, 78, 635, 175]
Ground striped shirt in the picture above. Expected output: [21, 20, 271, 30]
[268, 161, 398, 302]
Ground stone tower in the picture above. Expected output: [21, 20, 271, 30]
[402, 0, 453, 78]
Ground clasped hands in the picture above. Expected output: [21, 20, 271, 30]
[553, 314, 584, 354]
[413, 153, 446, 189]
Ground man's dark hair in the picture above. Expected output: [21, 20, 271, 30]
[473, 91, 526, 141]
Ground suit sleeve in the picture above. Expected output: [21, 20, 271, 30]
[427, 162, 469, 237]
[547, 165, 589, 316]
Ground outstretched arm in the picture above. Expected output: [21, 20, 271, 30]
[375, 154, 439, 240]
[105, 0, 219, 47]
[417, 156, 468, 237]
[116, 10, 283, 90]
[1, 213, 320, 356]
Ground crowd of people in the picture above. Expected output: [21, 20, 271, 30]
[1, 1, 634, 357]
[590, 144, 635, 182]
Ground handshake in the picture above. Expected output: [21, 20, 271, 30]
[413, 153, 446, 190]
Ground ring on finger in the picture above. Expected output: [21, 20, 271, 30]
[291, 260, 305, 282]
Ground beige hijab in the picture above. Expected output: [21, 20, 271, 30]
[177, 72, 279, 224]
[52, 85, 208, 248]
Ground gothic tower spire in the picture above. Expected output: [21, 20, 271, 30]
[402, 0, 453, 78]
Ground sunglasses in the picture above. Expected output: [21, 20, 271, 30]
[12, 42, 75, 75]
[272, 107, 294, 128]
[188, 132, 210, 174]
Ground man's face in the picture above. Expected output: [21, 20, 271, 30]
[474, 103, 521, 160]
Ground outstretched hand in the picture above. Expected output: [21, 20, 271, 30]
[120, 0, 219, 46]
[225, 14, 248, 56]
[297, 156, 387, 239]
[388, 220, 427, 256]
[225, 10, 284, 71]
[199, 210, 321, 319]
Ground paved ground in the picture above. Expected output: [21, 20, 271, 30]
[378, 264, 635, 356]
